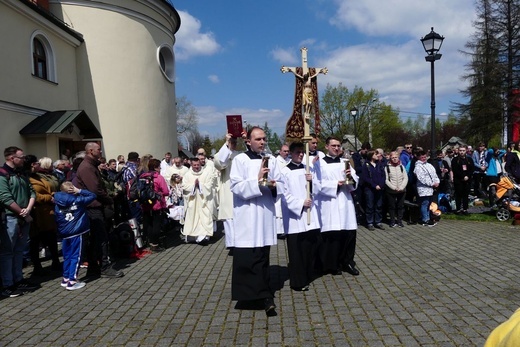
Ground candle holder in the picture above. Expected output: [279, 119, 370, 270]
[260, 155, 273, 187]
[345, 159, 356, 186]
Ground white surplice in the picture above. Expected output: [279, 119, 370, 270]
[230, 151, 282, 248]
[280, 163, 321, 234]
[315, 157, 359, 232]
[214, 143, 240, 248]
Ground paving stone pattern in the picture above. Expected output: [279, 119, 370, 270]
[1, 220, 519, 346]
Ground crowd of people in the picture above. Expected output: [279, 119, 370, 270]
[349, 140, 520, 230]
[1, 134, 518, 318]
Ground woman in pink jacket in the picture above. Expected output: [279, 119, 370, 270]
[140, 159, 170, 252]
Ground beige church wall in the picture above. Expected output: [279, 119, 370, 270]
[0, 109, 34, 151]
[53, 0, 179, 160]
[0, 1, 80, 111]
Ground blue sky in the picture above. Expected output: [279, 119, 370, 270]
[173, 0, 476, 139]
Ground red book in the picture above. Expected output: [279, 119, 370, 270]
[226, 115, 243, 137]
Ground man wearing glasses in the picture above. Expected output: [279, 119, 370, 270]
[400, 143, 413, 170]
[315, 137, 360, 277]
[0, 146, 38, 297]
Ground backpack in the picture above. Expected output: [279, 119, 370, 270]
[113, 167, 129, 196]
[128, 173, 158, 205]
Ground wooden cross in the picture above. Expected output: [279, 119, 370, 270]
[281, 47, 327, 223]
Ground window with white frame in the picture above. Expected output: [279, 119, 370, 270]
[30, 31, 56, 82]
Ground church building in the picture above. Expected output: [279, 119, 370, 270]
[0, 0, 180, 159]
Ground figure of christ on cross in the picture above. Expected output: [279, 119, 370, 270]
[281, 47, 328, 224]
[281, 47, 328, 124]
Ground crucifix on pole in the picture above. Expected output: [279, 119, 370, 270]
[281, 47, 327, 224]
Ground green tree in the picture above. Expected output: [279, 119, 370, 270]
[456, 0, 520, 145]
[319, 84, 401, 149]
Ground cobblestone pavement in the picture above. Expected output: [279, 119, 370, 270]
[1, 220, 519, 346]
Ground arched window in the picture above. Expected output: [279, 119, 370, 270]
[33, 38, 47, 79]
[30, 31, 56, 82]
[157, 44, 175, 83]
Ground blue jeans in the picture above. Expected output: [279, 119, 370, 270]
[364, 187, 383, 225]
[417, 195, 432, 222]
[0, 215, 30, 287]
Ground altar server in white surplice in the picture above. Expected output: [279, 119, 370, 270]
[315, 136, 360, 277]
[280, 142, 321, 292]
[181, 158, 216, 245]
[213, 134, 240, 249]
[229, 126, 281, 316]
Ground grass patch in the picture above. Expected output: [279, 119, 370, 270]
[441, 209, 506, 223]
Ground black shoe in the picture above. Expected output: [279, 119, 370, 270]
[367, 224, 375, 231]
[264, 298, 277, 316]
[198, 237, 209, 246]
[343, 264, 360, 276]
[332, 269, 343, 276]
[1, 285, 23, 298]
[100, 266, 124, 278]
[291, 285, 310, 292]
[150, 245, 165, 253]
[397, 222, 405, 228]
[15, 279, 40, 292]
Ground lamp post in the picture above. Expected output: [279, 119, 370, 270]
[360, 99, 377, 146]
[350, 107, 358, 151]
[421, 27, 444, 153]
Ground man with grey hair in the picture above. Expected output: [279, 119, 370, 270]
[53, 159, 68, 184]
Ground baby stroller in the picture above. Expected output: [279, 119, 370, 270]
[165, 182, 184, 232]
[490, 175, 520, 221]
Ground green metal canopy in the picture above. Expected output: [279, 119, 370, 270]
[19, 110, 102, 138]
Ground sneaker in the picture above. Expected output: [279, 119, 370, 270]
[462, 210, 470, 215]
[389, 222, 396, 228]
[15, 279, 40, 292]
[367, 224, 375, 231]
[66, 281, 86, 291]
[1, 286, 23, 298]
[80, 262, 89, 269]
[60, 278, 69, 287]
[397, 222, 405, 228]
[100, 266, 124, 278]
[375, 223, 385, 230]
[421, 220, 437, 227]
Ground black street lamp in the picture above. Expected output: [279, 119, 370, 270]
[421, 27, 444, 153]
[350, 107, 358, 151]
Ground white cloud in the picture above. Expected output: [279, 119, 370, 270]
[175, 10, 221, 60]
[319, 39, 469, 112]
[208, 75, 220, 83]
[330, 0, 475, 42]
[270, 47, 298, 65]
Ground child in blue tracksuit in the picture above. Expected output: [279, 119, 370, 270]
[54, 181, 96, 290]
